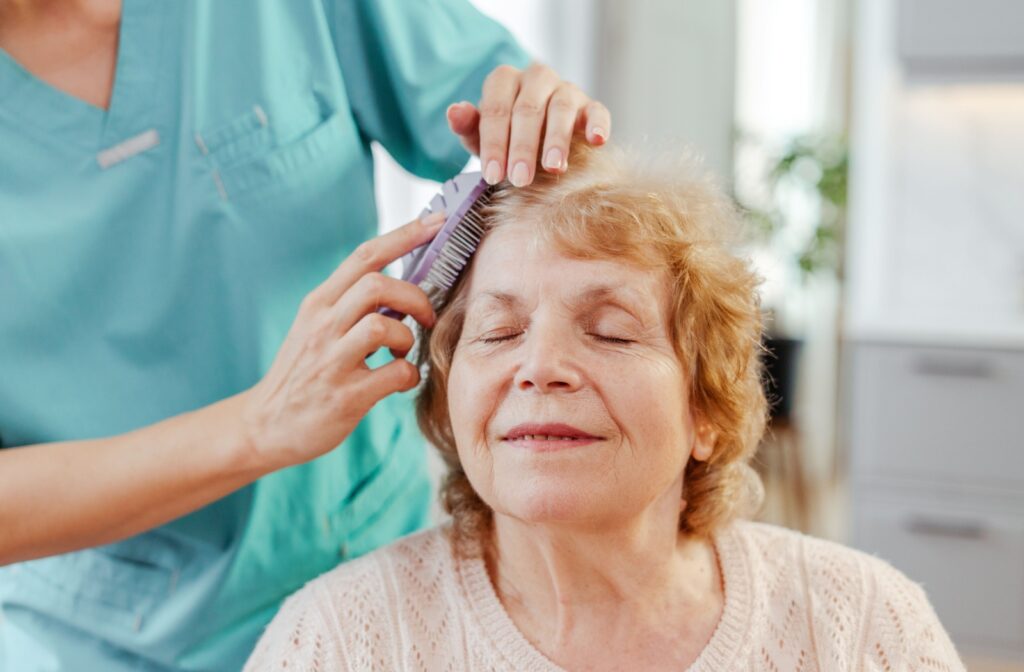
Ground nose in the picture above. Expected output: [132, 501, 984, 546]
[512, 321, 583, 393]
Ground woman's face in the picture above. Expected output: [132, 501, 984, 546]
[447, 223, 711, 528]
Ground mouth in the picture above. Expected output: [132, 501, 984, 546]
[501, 423, 604, 451]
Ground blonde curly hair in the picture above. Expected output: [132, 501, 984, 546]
[416, 141, 767, 555]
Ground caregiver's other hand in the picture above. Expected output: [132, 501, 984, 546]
[446, 62, 611, 188]
[240, 213, 444, 471]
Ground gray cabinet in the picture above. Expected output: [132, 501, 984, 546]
[846, 341, 1024, 661]
[899, 0, 1024, 77]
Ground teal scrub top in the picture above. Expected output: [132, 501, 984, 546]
[0, 1, 528, 670]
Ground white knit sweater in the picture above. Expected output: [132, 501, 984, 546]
[243, 520, 965, 671]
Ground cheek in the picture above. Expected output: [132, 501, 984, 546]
[447, 355, 503, 505]
[447, 354, 494, 443]
[446, 359, 473, 440]
[608, 358, 692, 454]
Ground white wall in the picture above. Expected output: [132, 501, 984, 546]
[846, 0, 1024, 347]
[597, 0, 736, 179]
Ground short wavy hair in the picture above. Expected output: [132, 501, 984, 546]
[416, 141, 767, 555]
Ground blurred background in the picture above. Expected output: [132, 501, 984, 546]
[375, 1, 1024, 669]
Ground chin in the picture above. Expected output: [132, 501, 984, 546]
[493, 475, 619, 526]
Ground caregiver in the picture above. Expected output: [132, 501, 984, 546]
[0, 0, 610, 670]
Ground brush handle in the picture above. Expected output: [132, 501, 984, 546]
[377, 172, 488, 322]
[400, 173, 488, 287]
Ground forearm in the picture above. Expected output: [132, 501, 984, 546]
[0, 215, 443, 567]
[0, 391, 269, 565]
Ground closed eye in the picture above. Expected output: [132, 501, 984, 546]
[590, 334, 634, 345]
[476, 332, 633, 345]
[478, 332, 522, 344]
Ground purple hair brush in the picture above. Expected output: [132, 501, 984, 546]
[380, 171, 491, 320]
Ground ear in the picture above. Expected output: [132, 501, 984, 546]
[691, 422, 716, 462]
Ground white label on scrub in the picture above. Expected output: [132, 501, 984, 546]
[97, 129, 161, 169]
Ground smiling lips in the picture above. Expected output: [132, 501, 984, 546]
[501, 423, 604, 451]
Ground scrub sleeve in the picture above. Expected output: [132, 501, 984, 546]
[0, 1, 529, 670]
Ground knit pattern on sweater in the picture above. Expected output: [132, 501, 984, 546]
[243, 520, 964, 671]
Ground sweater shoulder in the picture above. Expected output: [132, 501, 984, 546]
[731, 519, 882, 574]
[735, 521, 938, 617]
[315, 526, 466, 669]
[247, 527, 459, 671]
[244, 570, 346, 671]
[730, 519, 913, 620]
[316, 525, 454, 592]
[312, 525, 458, 627]
[731, 519, 900, 601]
[727, 520, 964, 670]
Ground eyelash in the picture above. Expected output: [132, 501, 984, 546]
[595, 335, 634, 345]
[478, 332, 634, 345]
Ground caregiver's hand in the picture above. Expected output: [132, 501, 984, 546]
[446, 62, 611, 188]
[239, 212, 443, 471]
[0, 214, 442, 566]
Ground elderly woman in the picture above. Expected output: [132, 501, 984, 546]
[244, 142, 964, 671]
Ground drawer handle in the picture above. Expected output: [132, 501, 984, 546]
[905, 517, 987, 540]
[912, 357, 994, 379]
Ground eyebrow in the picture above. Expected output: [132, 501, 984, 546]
[469, 284, 650, 318]
[568, 284, 645, 312]
[471, 290, 522, 311]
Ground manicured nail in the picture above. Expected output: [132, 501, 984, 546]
[484, 160, 502, 185]
[510, 161, 530, 187]
[590, 127, 606, 143]
[543, 147, 564, 171]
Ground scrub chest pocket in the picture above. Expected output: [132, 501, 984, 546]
[193, 90, 368, 206]
[187, 87, 380, 360]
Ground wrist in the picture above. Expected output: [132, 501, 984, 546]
[218, 390, 283, 480]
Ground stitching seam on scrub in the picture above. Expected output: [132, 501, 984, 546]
[212, 170, 228, 200]
[253, 104, 268, 127]
[194, 132, 210, 155]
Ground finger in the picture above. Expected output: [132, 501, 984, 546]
[506, 64, 561, 187]
[478, 65, 521, 186]
[447, 102, 481, 156]
[357, 358, 422, 405]
[579, 99, 612, 146]
[307, 211, 445, 309]
[332, 272, 435, 334]
[335, 312, 417, 365]
[540, 84, 587, 174]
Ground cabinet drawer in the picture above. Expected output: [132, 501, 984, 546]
[854, 496, 1024, 654]
[847, 343, 1024, 488]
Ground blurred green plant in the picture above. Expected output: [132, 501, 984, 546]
[738, 135, 849, 278]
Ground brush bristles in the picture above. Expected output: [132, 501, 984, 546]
[423, 193, 491, 292]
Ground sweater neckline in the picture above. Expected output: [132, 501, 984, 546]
[456, 522, 754, 671]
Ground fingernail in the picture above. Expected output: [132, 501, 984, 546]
[484, 160, 502, 185]
[510, 161, 530, 187]
[543, 147, 563, 171]
[591, 127, 606, 143]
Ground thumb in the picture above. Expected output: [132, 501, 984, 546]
[447, 102, 481, 156]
